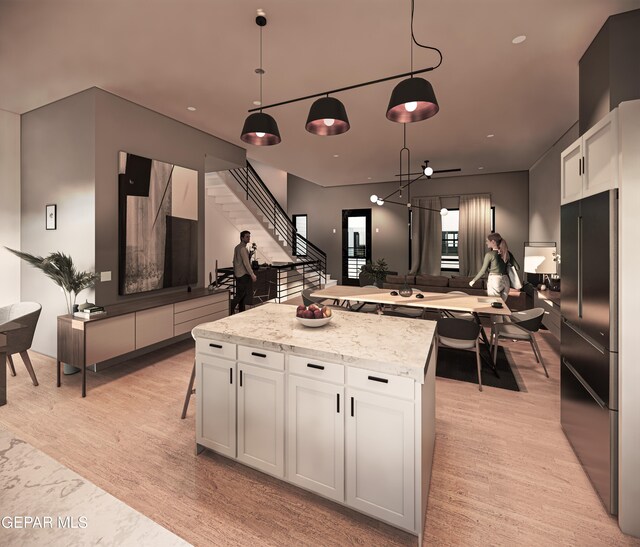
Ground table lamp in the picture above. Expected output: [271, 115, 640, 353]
[524, 242, 558, 290]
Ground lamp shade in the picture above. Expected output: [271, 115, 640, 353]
[305, 97, 350, 136]
[386, 77, 439, 123]
[240, 112, 281, 145]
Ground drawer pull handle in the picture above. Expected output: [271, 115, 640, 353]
[350, 396, 354, 417]
[209, 343, 223, 349]
[337, 393, 340, 413]
[251, 352, 267, 358]
[367, 375, 389, 384]
[307, 363, 325, 370]
[240, 370, 243, 387]
[229, 368, 233, 384]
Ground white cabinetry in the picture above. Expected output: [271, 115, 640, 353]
[194, 321, 437, 542]
[346, 372, 415, 531]
[287, 357, 344, 502]
[561, 109, 619, 205]
[237, 362, 284, 478]
[197, 355, 236, 458]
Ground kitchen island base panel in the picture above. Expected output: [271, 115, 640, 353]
[194, 305, 436, 543]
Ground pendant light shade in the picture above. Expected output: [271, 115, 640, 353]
[305, 97, 350, 136]
[240, 112, 281, 146]
[386, 77, 439, 123]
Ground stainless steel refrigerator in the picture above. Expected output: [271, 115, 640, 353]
[561, 189, 618, 515]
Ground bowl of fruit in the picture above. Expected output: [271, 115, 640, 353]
[295, 304, 333, 327]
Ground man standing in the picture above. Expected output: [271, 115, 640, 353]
[230, 230, 257, 314]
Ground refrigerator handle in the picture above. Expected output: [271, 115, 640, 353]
[578, 215, 583, 318]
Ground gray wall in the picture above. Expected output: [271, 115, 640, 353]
[93, 88, 244, 306]
[20, 88, 245, 357]
[580, 9, 640, 135]
[21, 91, 96, 356]
[529, 122, 579, 264]
[288, 171, 529, 283]
[0, 109, 21, 307]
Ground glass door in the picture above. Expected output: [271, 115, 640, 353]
[342, 209, 372, 286]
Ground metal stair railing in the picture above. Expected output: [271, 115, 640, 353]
[227, 161, 327, 287]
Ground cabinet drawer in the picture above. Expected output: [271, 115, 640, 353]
[136, 304, 174, 349]
[174, 292, 228, 314]
[174, 300, 228, 325]
[86, 314, 136, 364]
[289, 354, 344, 384]
[175, 310, 227, 336]
[347, 367, 415, 400]
[196, 339, 236, 361]
[238, 345, 284, 371]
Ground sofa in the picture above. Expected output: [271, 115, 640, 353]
[383, 274, 527, 311]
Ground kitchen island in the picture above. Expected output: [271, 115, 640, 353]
[192, 303, 436, 543]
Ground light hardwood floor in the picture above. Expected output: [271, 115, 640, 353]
[0, 319, 637, 546]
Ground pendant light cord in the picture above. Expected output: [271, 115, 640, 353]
[411, 0, 443, 70]
[259, 25, 263, 110]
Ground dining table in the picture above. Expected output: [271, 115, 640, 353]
[311, 285, 511, 375]
[0, 321, 27, 406]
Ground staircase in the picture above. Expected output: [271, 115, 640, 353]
[206, 162, 334, 302]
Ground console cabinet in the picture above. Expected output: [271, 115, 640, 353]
[534, 290, 561, 340]
[58, 289, 229, 397]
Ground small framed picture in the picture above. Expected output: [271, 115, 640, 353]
[46, 204, 57, 230]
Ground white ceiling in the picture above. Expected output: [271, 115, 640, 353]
[1, 0, 639, 187]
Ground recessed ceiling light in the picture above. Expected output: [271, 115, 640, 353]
[333, 154, 339, 158]
[367, 177, 372, 180]
[486, 134, 494, 138]
[512, 35, 526, 44]
[187, 106, 196, 111]
[253, 100, 262, 106]
[478, 167, 484, 170]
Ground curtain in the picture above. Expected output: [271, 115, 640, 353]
[409, 197, 442, 275]
[458, 194, 491, 276]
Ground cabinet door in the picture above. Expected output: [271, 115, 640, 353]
[561, 138, 583, 205]
[196, 356, 236, 458]
[583, 111, 618, 198]
[346, 388, 415, 531]
[237, 363, 284, 478]
[287, 375, 344, 502]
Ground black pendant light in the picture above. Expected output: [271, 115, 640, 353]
[306, 96, 350, 136]
[386, 77, 439, 122]
[241, 13, 281, 146]
[241, 112, 281, 145]
[386, 0, 440, 123]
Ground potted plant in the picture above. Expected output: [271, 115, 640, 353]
[5, 248, 98, 314]
[359, 258, 390, 288]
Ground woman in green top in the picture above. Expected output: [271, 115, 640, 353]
[469, 232, 520, 301]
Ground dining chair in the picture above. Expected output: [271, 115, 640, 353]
[383, 288, 425, 318]
[349, 285, 379, 313]
[440, 291, 475, 321]
[436, 317, 483, 391]
[490, 307, 548, 377]
[0, 302, 42, 386]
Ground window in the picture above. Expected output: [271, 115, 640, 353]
[292, 214, 307, 256]
[441, 207, 495, 271]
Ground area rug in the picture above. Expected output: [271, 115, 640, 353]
[436, 346, 521, 391]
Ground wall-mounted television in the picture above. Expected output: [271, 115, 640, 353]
[118, 151, 198, 295]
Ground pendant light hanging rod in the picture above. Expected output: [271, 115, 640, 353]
[382, 198, 441, 213]
[381, 172, 425, 202]
[247, 65, 438, 113]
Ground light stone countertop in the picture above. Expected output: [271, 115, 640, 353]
[0, 426, 189, 547]
[192, 303, 436, 382]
